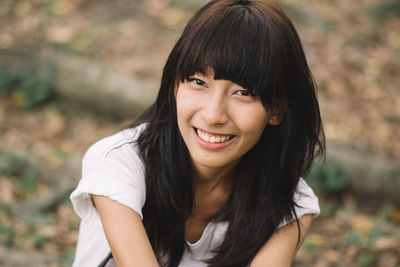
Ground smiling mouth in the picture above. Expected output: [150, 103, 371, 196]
[194, 127, 235, 143]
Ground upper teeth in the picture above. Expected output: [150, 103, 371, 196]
[196, 128, 232, 143]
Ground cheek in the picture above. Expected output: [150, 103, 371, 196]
[176, 88, 203, 120]
[176, 89, 199, 134]
[235, 106, 269, 137]
[176, 99, 188, 134]
[176, 92, 191, 122]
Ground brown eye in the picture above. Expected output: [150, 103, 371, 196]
[188, 78, 206, 86]
[235, 90, 250, 96]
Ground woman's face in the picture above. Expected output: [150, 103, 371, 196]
[176, 71, 280, 173]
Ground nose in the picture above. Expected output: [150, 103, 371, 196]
[201, 93, 229, 126]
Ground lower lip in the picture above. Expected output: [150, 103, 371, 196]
[193, 128, 236, 150]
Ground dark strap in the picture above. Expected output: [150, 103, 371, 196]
[98, 252, 113, 267]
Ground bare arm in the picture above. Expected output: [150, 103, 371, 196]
[92, 195, 159, 267]
[250, 214, 313, 267]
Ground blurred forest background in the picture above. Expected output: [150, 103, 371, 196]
[0, 0, 399, 266]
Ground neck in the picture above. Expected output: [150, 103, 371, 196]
[191, 161, 237, 195]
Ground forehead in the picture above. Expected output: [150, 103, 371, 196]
[173, 1, 298, 107]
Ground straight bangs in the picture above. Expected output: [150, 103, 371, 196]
[175, 1, 284, 108]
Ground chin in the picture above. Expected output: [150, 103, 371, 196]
[190, 154, 239, 170]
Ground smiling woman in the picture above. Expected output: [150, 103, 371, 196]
[70, 0, 325, 266]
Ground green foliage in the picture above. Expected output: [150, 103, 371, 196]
[346, 229, 361, 245]
[0, 65, 16, 95]
[379, 202, 393, 219]
[25, 212, 51, 227]
[303, 241, 318, 253]
[0, 150, 41, 193]
[42, 1, 55, 18]
[357, 252, 373, 267]
[0, 219, 15, 248]
[319, 201, 335, 217]
[365, 0, 400, 20]
[369, 222, 384, 243]
[58, 248, 76, 266]
[308, 158, 350, 196]
[0, 64, 54, 110]
[54, 147, 69, 160]
[33, 233, 46, 246]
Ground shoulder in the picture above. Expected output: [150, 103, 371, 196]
[278, 178, 320, 228]
[294, 177, 320, 214]
[81, 124, 147, 175]
[70, 123, 148, 224]
[294, 178, 320, 217]
[84, 123, 146, 160]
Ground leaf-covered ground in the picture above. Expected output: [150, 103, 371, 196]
[0, 0, 399, 266]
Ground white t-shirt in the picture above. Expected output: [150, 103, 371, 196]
[70, 124, 320, 267]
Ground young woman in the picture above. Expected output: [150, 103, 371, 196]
[70, 0, 325, 266]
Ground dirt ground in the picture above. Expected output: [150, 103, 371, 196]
[0, 0, 399, 266]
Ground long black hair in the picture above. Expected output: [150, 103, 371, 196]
[132, 0, 325, 266]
